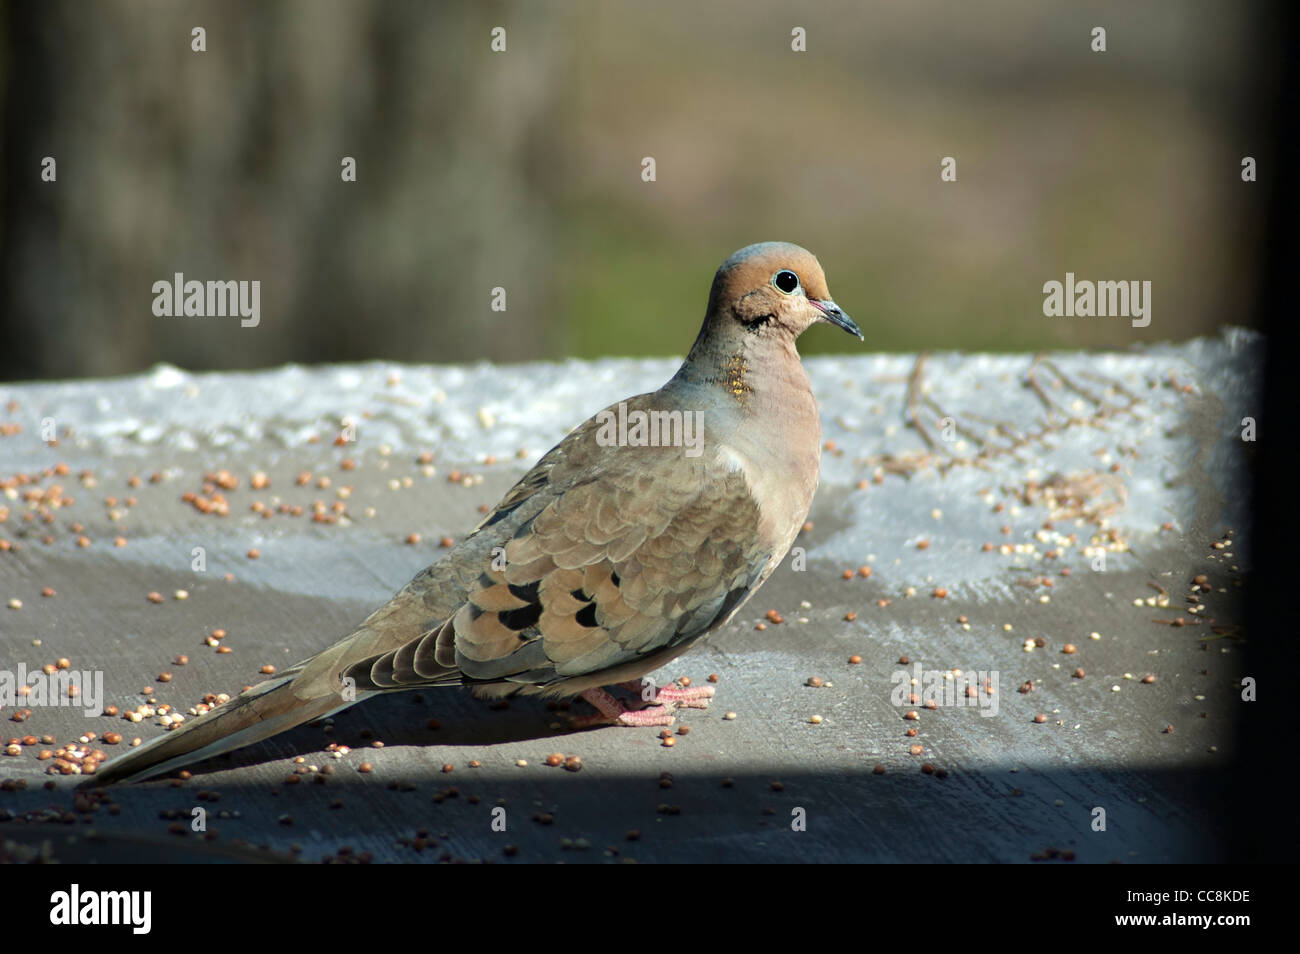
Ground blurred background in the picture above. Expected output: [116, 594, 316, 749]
[0, 0, 1285, 381]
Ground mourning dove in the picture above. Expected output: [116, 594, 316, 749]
[90, 241, 861, 784]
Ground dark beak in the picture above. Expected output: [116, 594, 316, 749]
[810, 299, 863, 340]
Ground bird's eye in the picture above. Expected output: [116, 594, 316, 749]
[773, 270, 800, 294]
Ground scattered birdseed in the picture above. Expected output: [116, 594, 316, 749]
[809, 714, 823, 724]
[1033, 714, 1047, 724]
[848, 655, 862, 664]
[661, 737, 676, 747]
[873, 764, 886, 774]
[1142, 674, 1156, 684]
[806, 676, 823, 687]
[357, 762, 373, 774]
[723, 712, 737, 721]
[1062, 643, 1077, 654]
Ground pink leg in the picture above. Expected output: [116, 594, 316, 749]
[570, 688, 676, 728]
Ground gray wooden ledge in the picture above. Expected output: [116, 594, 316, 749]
[0, 329, 1260, 862]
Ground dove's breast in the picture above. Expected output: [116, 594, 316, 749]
[716, 412, 821, 575]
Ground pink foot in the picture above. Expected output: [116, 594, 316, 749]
[652, 684, 716, 708]
[617, 678, 716, 710]
[570, 688, 676, 728]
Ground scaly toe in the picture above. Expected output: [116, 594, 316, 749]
[653, 685, 716, 709]
[568, 704, 676, 729]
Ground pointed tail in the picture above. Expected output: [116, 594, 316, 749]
[84, 672, 357, 786]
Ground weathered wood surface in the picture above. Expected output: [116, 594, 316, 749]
[0, 331, 1260, 862]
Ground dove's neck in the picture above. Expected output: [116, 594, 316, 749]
[674, 328, 816, 416]
[667, 326, 823, 484]
[666, 325, 822, 557]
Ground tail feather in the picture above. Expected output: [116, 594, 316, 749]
[84, 673, 360, 786]
[85, 580, 459, 786]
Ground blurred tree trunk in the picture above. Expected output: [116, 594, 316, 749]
[0, 0, 567, 381]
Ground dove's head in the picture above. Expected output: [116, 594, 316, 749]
[705, 242, 861, 343]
